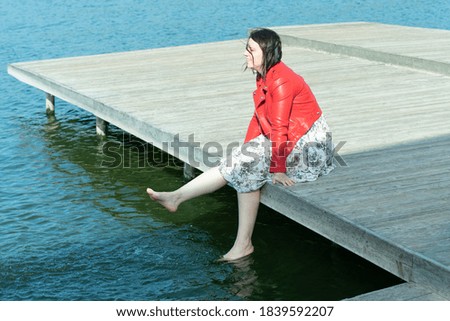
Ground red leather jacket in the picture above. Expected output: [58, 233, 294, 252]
[244, 61, 322, 173]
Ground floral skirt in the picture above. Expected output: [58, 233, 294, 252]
[218, 115, 335, 193]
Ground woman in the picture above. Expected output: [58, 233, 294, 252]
[147, 28, 334, 261]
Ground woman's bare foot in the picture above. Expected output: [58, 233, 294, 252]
[220, 242, 254, 262]
[146, 188, 180, 212]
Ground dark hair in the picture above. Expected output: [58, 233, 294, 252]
[247, 28, 282, 79]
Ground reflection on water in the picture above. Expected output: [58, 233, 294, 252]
[224, 256, 259, 299]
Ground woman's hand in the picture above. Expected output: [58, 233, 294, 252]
[272, 172, 295, 187]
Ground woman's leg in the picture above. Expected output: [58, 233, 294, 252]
[146, 166, 227, 212]
[222, 189, 261, 261]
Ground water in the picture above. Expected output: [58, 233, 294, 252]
[1, 0, 449, 301]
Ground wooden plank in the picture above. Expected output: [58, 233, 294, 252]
[274, 22, 450, 73]
[346, 283, 447, 301]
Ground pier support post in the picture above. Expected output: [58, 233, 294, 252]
[45, 93, 55, 115]
[96, 117, 108, 136]
[183, 163, 196, 180]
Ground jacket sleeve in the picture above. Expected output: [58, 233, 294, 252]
[269, 77, 295, 173]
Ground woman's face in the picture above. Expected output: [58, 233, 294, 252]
[245, 38, 263, 74]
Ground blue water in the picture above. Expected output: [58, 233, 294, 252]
[1, 0, 449, 301]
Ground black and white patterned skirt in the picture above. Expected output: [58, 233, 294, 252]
[218, 116, 335, 193]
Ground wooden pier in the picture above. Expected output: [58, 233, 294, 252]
[8, 22, 450, 300]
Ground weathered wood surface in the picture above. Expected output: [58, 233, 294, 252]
[8, 22, 450, 299]
[275, 22, 450, 75]
[346, 283, 447, 301]
[8, 41, 255, 166]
